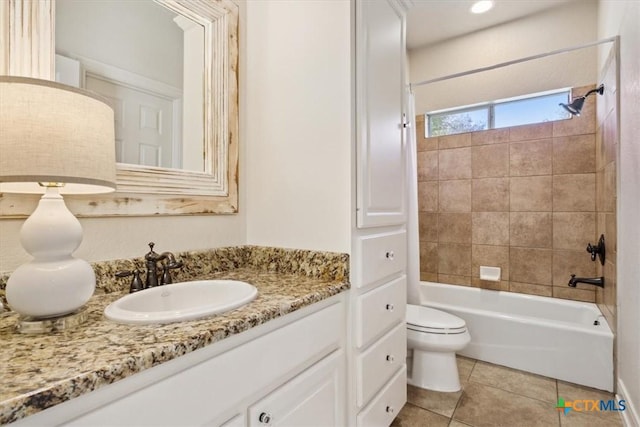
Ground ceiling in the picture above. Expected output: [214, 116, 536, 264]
[407, 0, 576, 50]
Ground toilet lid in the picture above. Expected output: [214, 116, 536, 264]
[406, 305, 466, 331]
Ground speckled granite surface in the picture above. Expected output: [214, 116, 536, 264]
[0, 246, 350, 424]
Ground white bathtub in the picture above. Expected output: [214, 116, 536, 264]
[419, 281, 614, 391]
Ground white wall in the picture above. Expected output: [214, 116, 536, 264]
[243, 0, 352, 254]
[598, 1, 640, 424]
[0, 212, 247, 273]
[409, 0, 598, 114]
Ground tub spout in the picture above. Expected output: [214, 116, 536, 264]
[568, 274, 604, 288]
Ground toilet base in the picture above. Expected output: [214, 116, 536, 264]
[408, 349, 461, 392]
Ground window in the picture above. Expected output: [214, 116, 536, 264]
[426, 90, 571, 137]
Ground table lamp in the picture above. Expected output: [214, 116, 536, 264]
[0, 76, 116, 319]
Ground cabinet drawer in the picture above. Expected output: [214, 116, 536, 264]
[357, 322, 406, 407]
[357, 365, 407, 427]
[355, 276, 406, 348]
[354, 230, 406, 288]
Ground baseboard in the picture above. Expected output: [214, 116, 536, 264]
[617, 378, 640, 426]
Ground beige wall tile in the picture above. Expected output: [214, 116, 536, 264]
[472, 212, 509, 245]
[553, 286, 595, 303]
[471, 278, 509, 291]
[605, 213, 616, 254]
[439, 148, 471, 180]
[553, 174, 596, 212]
[439, 274, 471, 286]
[509, 122, 552, 142]
[510, 212, 552, 248]
[418, 136, 438, 152]
[471, 128, 510, 146]
[417, 150, 438, 181]
[418, 181, 438, 212]
[420, 272, 438, 282]
[416, 118, 438, 151]
[553, 212, 596, 250]
[471, 143, 509, 178]
[510, 247, 552, 285]
[596, 169, 605, 211]
[420, 242, 438, 274]
[603, 261, 616, 333]
[603, 110, 618, 164]
[439, 132, 472, 150]
[510, 139, 552, 176]
[419, 212, 438, 242]
[604, 162, 616, 212]
[596, 127, 605, 171]
[552, 250, 597, 287]
[510, 176, 552, 211]
[472, 245, 509, 279]
[553, 84, 596, 137]
[439, 180, 471, 212]
[438, 213, 472, 244]
[472, 178, 509, 211]
[509, 281, 552, 297]
[553, 135, 596, 174]
[438, 243, 471, 276]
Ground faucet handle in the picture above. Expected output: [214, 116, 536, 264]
[116, 269, 145, 293]
[160, 260, 183, 285]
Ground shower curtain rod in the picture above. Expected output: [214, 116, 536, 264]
[409, 36, 618, 89]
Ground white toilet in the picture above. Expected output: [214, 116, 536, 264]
[406, 304, 471, 392]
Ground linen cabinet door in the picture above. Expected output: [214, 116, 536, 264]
[355, 0, 407, 228]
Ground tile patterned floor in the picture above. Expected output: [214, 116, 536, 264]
[391, 356, 624, 427]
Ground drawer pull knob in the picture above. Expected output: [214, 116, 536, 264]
[385, 251, 395, 260]
[259, 412, 272, 424]
[386, 354, 394, 363]
[386, 303, 394, 311]
[386, 406, 395, 414]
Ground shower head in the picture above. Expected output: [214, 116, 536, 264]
[559, 84, 605, 116]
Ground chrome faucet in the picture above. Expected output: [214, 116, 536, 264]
[568, 274, 604, 288]
[144, 242, 183, 288]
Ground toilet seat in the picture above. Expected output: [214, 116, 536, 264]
[406, 305, 467, 335]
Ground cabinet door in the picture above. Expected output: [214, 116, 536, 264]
[249, 351, 344, 427]
[356, 0, 406, 228]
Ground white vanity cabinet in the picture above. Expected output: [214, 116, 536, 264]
[13, 296, 346, 427]
[350, 0, 409, 425]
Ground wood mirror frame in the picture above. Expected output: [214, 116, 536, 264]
[0, 0, 239, 217]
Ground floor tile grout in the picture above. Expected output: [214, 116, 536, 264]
[396, 356, 621, 427]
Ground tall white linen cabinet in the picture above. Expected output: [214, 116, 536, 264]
[349, 0, 410, 425]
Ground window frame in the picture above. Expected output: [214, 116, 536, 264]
[426, 88, 571, 138]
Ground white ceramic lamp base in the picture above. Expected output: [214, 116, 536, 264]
[6, 188, 95, 319]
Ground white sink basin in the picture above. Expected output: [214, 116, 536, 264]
[104, 280, 258, 325]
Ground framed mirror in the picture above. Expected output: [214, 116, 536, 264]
[0, 0, 239, 216]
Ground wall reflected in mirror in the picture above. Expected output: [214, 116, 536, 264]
[55, 0, 205, 172]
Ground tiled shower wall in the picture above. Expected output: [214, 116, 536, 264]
[416, 85, 601, 303]
[596, 52, 618, 334]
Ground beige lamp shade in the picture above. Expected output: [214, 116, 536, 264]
[0, 76, 116, 194]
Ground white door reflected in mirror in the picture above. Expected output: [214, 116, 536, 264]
[55, 0, 205, 172]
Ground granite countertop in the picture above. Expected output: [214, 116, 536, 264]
[0, 246, 350, 424]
